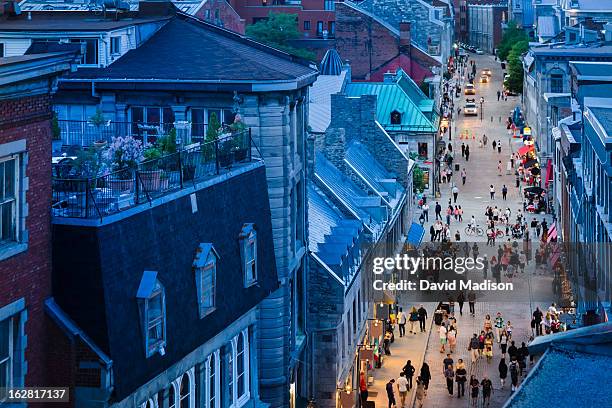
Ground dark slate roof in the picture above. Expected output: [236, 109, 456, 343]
[589, 106, 612, 136]
[571, 61, 612, 79]
[63, 14, 317, 87]
[0, 14, 171, 31]
[320, 49, 343, 76]
[51, 165, 278, 401]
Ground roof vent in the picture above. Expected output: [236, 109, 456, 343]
[320, 49, 343, 75]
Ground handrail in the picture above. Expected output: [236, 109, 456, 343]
[52, 130, 252, 220]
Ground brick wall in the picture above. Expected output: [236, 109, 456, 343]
[335, 2, 399, 79]
[0, 93, 53, 389]
[195, 0, 246, 34]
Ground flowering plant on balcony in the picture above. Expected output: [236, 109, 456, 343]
[104, 136, 144, 179]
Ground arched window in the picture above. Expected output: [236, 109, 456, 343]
[168, 383, 176, 408]
[236, 333, 246, 398]
[390, 110, 402, 125]
[180, 373, 190, 408]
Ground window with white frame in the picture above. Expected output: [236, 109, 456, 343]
[222, 329, 250, 407]
[168, 383, 176, 408]
[0, 156, 19, 247]
[110, 36, 121, 55]
[206, 351, 220, 408]
[136, 271, 166, 358]
[179, 372, 190, 408]
[193, 243, 218, 318]
[239, 224, 257, 287]
[0, 316, 15, 402]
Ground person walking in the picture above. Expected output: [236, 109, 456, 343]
[461, 168, 467, 185]
[499, 357, 508, 388]
[447, 324, 457, 353]
[468, 333, 480, 364]
[409, 306, 419, 334]
[461, 142, 466, 158]
[498, 160, 503, 176]
[444, 365, 455, 396]
[468, 290, 476, 316]
[429, 224, 436, 241]
[497, 90, 501, 101]
[469, 376, 479, 407]
[533, 307, 543, 336]
[360, 372, 369, 403]
[481, 376, 493, 407]
[455, 359, 467, 398]
[494, 312, 504, 342]
[386, 379, 397, 408]
[465, 145, 470, 161]
[500, 329, 509, 356]
[452, 185, 459, 203]
[490, 185, 495, 200]
[418, 304, 428, 332]
[483, 134, 488, 146]
[509, 357, 519, 391]
[402, 360, 416, 391]
[422, 202, 429, 221]
[502, 184, 508, 200]
[439, 323, 448, 353]
[397, 307, 406, 337]
[457, 291, 465, 316]
[420, 363, 431, 393]
[435, 201, 442, 220]
[415, 377, 426, 408]
[498, 140, 502, 154]
[396, 373, 409, 407]
[492, 140, 497, 151]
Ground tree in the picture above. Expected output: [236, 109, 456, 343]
[506, 40, 529, 94]
[246, 13, 316, 61]
[497, 21, 528, 61]
[206, 112, 221, 142]
[413, 166, 426, 192]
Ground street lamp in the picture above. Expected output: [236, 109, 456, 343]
[480, 96, 485, 122]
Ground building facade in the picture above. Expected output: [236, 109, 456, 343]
[0, 52, 74, 404]
[467, 1, 507, 53]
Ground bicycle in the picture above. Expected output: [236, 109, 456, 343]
[495, 229, 505, 238]
[465, 224, 484, 236]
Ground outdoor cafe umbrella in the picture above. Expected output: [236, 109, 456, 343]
[524, 159, 538, 168]
[525, 186, 544, 195]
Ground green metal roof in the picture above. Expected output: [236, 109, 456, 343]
[345, 80, 437, 133]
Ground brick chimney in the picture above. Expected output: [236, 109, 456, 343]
[399, 21, 411, 50]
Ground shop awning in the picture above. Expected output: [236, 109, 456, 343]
[406, 222, 425, 247]
[524, 159, 538, 168]
[518, 145, 534, 156]
[544, 158, 553, 189]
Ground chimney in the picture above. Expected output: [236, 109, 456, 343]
[383, 71, 395, 83]
[399, 21, 411, 50]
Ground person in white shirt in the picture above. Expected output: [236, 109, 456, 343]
[439, 323, 448, 353]
[548, 303, 558, 316]
[396, 373, 409, 407]
[397, 308, 407, 337]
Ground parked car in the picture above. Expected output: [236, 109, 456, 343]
[476, 49, 484, 55]
[464, 99, 478, 116]
[464, 83, 476, 95]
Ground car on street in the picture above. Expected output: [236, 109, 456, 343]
[480, 75, 489, 83]
[475, 49, 484, 55]
[482, 68, 492, 77]
[464, 83, 476, 95]
[464, 99, 478, 116]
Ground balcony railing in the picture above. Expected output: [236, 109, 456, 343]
[52, 130, 254, 220]
[56, 120, 211, 147]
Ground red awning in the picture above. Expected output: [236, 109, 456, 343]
[544, 158, 553, 189]
[518, 145, 534, 156]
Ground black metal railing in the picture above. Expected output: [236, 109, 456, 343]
[52, 130, 253, 220]
[57, 120, 211, 147]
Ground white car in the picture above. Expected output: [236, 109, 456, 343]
[464, 100, 478, 116]
[476, 49, 484, 55]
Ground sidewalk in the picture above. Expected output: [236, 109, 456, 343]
[368, 302, 437, 408]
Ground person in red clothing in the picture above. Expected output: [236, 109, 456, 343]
[360, 371, 368, 403]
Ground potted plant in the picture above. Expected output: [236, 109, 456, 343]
[140, 147, 163, 191]
[103, 136, 144, 193]
[89, 109, 109, 147]
[51, 113, 63, 152]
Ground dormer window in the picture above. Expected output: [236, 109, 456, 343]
[239, 224, 258, 287]
[193, 243, 219, 318]
[136, 271, 166, 358]
[390, 110, 402, 125]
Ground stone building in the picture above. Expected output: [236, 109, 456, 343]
[305, 93, 414, 407]
[0, 51, 74, 403]
[46, 12, 317, 407]
[467, 0, 507, 53]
